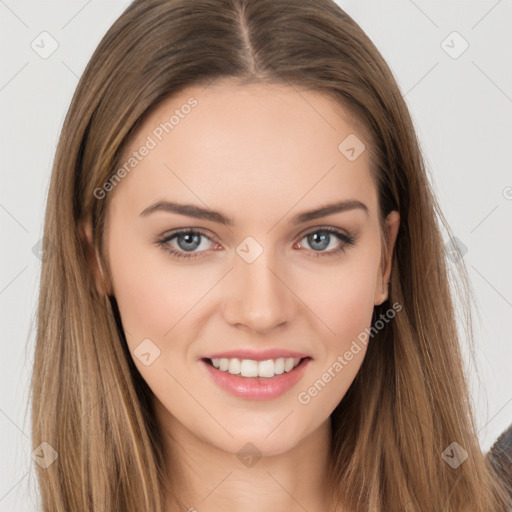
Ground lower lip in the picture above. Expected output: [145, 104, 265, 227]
[200, 358, 311, 401]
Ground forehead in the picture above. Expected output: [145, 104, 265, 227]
[111, 81, 378, 219]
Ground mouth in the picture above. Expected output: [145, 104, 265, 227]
[201, 356, 312, 380]
[200, 356, 312, 400]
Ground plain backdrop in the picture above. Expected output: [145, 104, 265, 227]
[0, 1, 511, 510]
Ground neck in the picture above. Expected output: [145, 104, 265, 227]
[154, 401, 335, 512]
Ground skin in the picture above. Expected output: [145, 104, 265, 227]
[83, 81, 400, 512]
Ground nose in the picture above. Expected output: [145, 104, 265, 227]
[222, 251, 295, 334]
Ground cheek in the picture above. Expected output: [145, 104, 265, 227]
[107, 228, 200, 339]
[106, 236, 203, 401]
[292, 249, 379, 405]
[297, 250, 380, 345]
[329, 270, 376, 344]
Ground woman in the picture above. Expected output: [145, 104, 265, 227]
[31, 0, 512, 510]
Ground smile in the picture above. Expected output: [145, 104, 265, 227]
[208, 356, 302, 378]
[201, 357, 311, 400]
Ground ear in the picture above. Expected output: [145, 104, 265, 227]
[374, 210, 400, 306]
[78, 217, 110, 296]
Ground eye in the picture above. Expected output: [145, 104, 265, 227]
[295, 227, 357, 258]
[156, 227, 357, 260]
[156, 229, 217, 260]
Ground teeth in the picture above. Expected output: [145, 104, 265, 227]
[229, 358, 241, 375]
[210, 357, 302, 378]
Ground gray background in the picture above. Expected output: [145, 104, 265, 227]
[1, 1, 511, 509]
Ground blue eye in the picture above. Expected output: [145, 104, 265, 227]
[298, 228, 356, 256]
[156, 229, 215, 260]
[156, 227, 357, 260]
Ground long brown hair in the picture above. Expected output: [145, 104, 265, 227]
[30, 0, 511, 510]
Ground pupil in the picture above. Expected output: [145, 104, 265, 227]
[309, 232, 329, 250]
[178, 233, 200, 251]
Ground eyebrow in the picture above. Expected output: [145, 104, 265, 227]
[139, 199, 369, 226]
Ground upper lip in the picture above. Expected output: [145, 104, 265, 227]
[201, 349, 311, 361]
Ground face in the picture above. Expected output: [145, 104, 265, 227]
[88, 81, 399, 458]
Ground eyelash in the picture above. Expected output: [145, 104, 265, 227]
[156, 227, 357, 261]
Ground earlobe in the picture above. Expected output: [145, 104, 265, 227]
[78, 218, 109, 296]
[375, 210, 400, 306]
